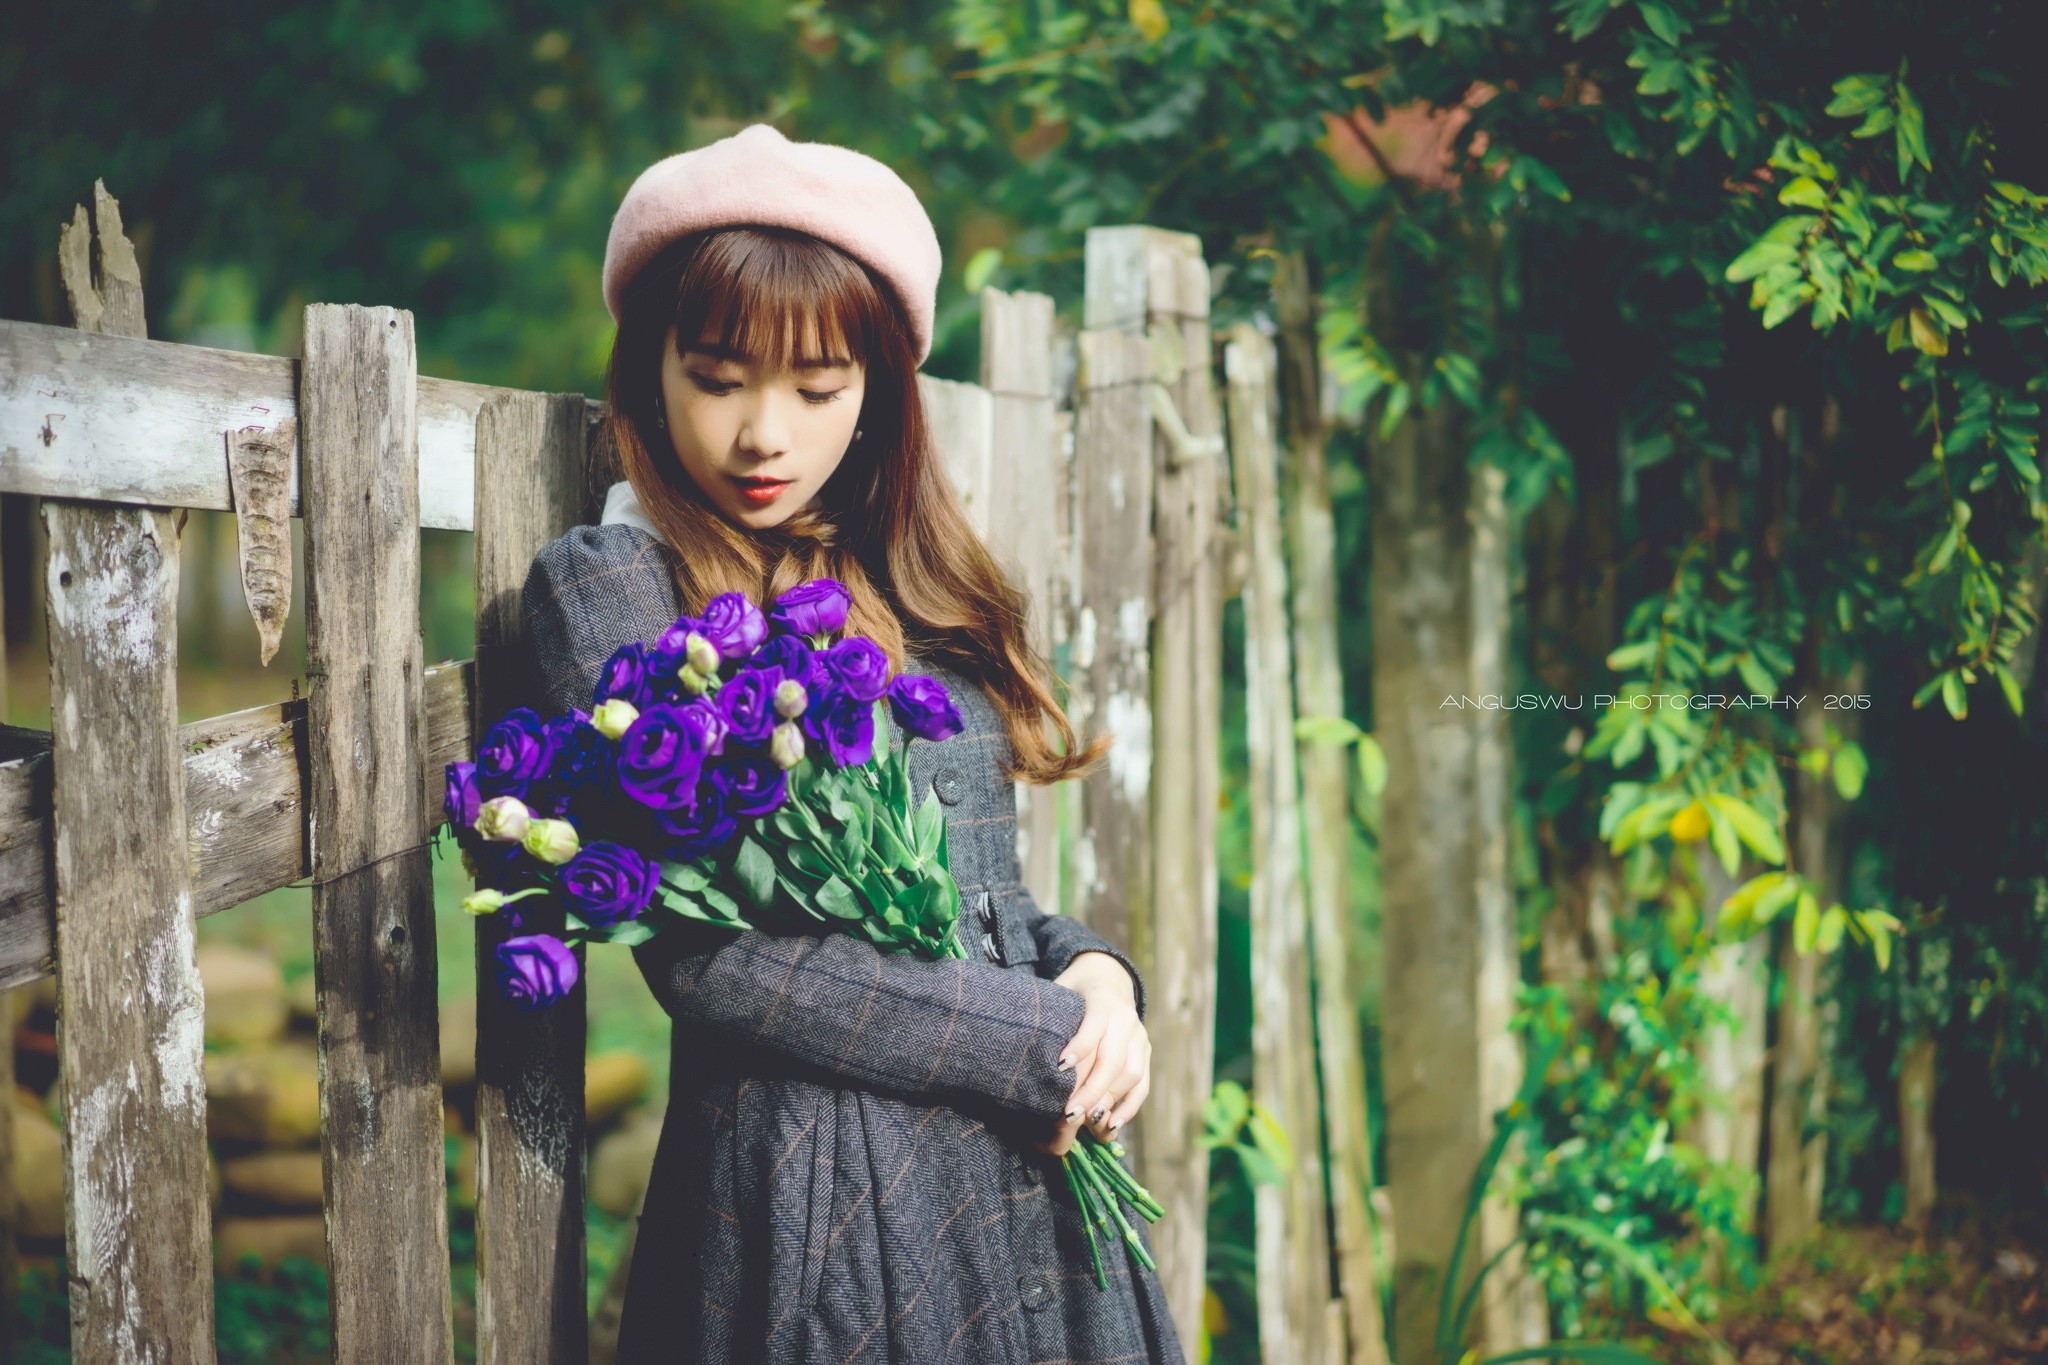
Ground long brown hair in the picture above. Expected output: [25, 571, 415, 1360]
[604, 226, 1106, 786]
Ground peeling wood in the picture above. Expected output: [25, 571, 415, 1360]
[226, 417, 295, 665]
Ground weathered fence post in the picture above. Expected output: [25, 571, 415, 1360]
[46, 182, 219, 1365]
[1274, 253, 1391, 1365]
[300, 302, 453, 1361]
[1225, 322, 1339, 1364]
[979, 288, 1066, 912]
[472, 390, 592, 1362]
[1076, 224, 1221, 1349]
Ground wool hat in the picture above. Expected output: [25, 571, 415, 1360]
[602, 123, 944, 365]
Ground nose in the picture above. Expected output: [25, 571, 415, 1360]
[736, 388, 794, 462]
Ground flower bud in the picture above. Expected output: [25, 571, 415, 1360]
[773, 678, 808, 719]
[462, 886, 545, 917]
[684, 631, 721, 676]
[521, 817, 582, 865]
[590, 697, 640, 740]
[769, 720, 807, 770]
[678, 664, 710, 695]
[475, 795, 532, 843]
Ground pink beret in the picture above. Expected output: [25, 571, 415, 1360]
[602, 123, 943, 365]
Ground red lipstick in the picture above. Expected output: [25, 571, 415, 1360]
[731, 475, 792, 506]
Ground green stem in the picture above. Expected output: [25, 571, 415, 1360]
[1061, 1152, 1108, 1290]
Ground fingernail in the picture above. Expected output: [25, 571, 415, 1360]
[1109, 1119, 1122, 1133]
[1089, 1105, 1106, 1123]
[1065, 1108, 1080, 1120]
[1057, 1056, 1075, 1072]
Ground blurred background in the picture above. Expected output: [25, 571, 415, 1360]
[4, 1, 2047, 1361]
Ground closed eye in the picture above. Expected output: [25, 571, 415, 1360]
[799, 389, 844, 405]
[687, 373, 738, 395]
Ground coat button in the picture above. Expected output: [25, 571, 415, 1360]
[933, 768, 965, 805]
[1019, 1272, 1055, 1312]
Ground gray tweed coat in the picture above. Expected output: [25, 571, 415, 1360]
[520, 523, 1186, 1365]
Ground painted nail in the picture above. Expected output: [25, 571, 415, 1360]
[1089, 1105, 1106, 1123]
[1057, 1056, 1075, 1072]
[1065, 1108, 1080, 1120]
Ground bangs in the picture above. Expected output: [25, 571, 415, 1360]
[671, 228, 886, 370]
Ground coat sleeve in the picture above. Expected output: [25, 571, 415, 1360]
[520, 528, 1087, 1123]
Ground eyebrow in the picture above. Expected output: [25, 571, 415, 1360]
[684, 341, 854, 372]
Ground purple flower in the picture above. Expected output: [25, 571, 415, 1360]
[820, 637, 891, 703]
[700, 592, 769, 660]
[653, 782, 739, 861]
[495, 934, 579, 1011]
[749, 634, 818, 689]
[714, 752, 790, 818]
[593, 642, 658, 710]
[467, 838, 543, 894]
[444, 761, 482, 830]
[528, 711, 613, 818]
[679, 697, 728, 758]
[616, 703, 712, 811]
[716, 668, 778, 744]
[802, 692, 877, 768]
[558, 842, 659, 927]
[888, 674, 964, 742]
[771, 579, 852, 636]
[477, 708, 555, 797]
[654, 614, 707, 660]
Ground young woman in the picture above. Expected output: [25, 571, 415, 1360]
[520, 124, 1186, 1364]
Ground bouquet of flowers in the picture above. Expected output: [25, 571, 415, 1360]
[438, 576, 1159, 1287]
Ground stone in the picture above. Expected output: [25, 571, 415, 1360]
[220, 1149, 326, 1212]
[589, 1108, 665, 1218]
[215, 1214, 328, 1273]
[204, 1040, 322, 1147]
[585, 1051, 651, 1127]
[196, 942, 288, 1047]
[10, 1093, 65, 1243]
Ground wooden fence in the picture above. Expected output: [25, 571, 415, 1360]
[0, 188, 1379, 1362]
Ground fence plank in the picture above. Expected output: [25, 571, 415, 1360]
[1275, 253, 1389, 1365]
[472, 391, 590, 1364]
[300, 302, 452, 1362]
[0, 317, 574, 532]
[45, 180, 218, 1365]
[921, 374, 995, 539]
[1226, 324, 1339, 1365]
[979, 288, 1065, 914]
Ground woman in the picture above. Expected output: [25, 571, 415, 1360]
[520, 123, 1186, 1364]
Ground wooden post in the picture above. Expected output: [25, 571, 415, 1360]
[471, 391, 592, 1363]
[300, 302, 453, 1362]
[922, 375, 995, 540]
[980, 288, 1065, 914]
[1077, 224, 1221, 1350]
[1371, 342, 1537, 1359]
[1897, 1034, 1937, 1231]
[1225, 323, 1338, 1365]
[46, 181, 219, 1364]
[1275, 253, 1390, 1365]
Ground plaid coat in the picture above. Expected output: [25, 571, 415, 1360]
[520, 522, 1186, 1365]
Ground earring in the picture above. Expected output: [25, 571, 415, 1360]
[854, 428, 864, 442]
[655, 409, 667, 430]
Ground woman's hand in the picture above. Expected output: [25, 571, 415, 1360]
[1040, 951, 1151, 1157]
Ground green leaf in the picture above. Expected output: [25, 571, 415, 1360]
[1204, 1079, 1250, 1135]
[1778, 176, 1828, 210]
[815, 876, 864, 920]
[661, 861, 709, 892]
[1940, 669, 1968, 719]
[1725, 239, 1797, 284]
[1824, 75, 1886, 118]
[1893, 248, 1938, 272]
[913, 790, 945, 864]
[1832, 743, 1869, 800]
[1816, 904, 1848, 954]
[699, 883, 741, 918]
[1706, 793, 1786, 865]
[1793, 890, 1821, 954]
[1638, 1, 1683, 45]
[1294, 714, 1364, 746]
[1355, 734, 1388, 800]
[734, 836, 778, 910]
[1996, 663, 2026, 716]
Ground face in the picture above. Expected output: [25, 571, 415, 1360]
[658, 323, 867, 529]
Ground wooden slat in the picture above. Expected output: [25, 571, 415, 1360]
[921, 374, 995, 539]
[1226, 323, 1336, 1365]
[300, 302, 452, 1361]
[472, 390, 590, 1363]
[0, 660, 475, 990]
[46, 180, 219, 1365]
[1276, 252, 1390, 1365]
[980, 288, 1065, 914]
[0, 316, 600, 532]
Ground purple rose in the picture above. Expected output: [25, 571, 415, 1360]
[593, 642, 657, 710]
[716, 668, 778, 744]
[444, 761, 482, 830]
[888, 674, 964, 742]
[748, 634, 818, 690]
[467, 838, 544, 894]
[820, 637, 891, 703]
[714, 752, 790, 818]
[495, 934, 579, 1011]
[654, 614, 707, 659]
[527, 712, 613, 818]
[653, 782, 739, 861]
[700, 592, 769, 660]
[477, 708, 555, 797]
[771, 579, 852, 636]
[802, 692, 876, 768]
[679, 697, 728, 758]
[616, 703, 711, 811]
[558, 842, 659, 927]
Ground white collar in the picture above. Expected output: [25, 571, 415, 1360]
[599, 479, 663, 539]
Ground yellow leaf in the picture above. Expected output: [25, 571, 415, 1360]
[1909, 305, 1949, 356]
[1130, 0, 1170, 41]
[1669, 799, 1711, 843]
